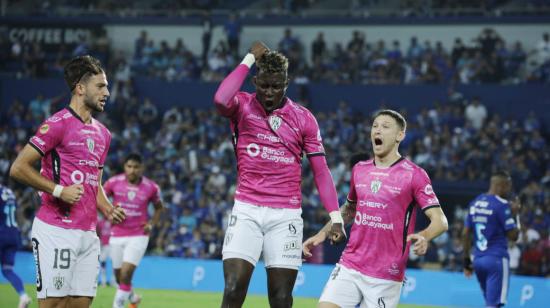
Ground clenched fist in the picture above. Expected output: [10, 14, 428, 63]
[250, 41, 269, 60]
[60, 184, 84, 205]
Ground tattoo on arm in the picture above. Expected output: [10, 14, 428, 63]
[318, 201, 357, 235]
[341, 202, 357, 225]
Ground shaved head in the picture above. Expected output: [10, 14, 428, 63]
[489, 170, 512, 198]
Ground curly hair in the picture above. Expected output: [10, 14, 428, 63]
[64, 55, 105, 92]
[256, 50, 288, 75]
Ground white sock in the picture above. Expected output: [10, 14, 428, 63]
[129, 291, 139, 303]
[100, 267, 107, 285]
[113, 289, 131, 308]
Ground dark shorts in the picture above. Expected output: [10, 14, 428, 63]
[0, 229, 21, 266]
[474, 255, 510, 307]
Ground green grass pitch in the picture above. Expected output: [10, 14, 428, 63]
[0, 284, 442, 307]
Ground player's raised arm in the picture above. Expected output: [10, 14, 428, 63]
[213, 41, 269, 115]
[309, 155, 346, 242]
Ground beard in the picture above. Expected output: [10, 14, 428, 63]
[84, 94, 103, 112]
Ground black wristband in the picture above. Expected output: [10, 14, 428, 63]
[464, 256, 473, 271]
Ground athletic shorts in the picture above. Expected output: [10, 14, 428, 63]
[109, 235, 149, 269]
[0, 230, 20, 266]
[31, 217, 100, 299]
[319, 264, 402, 308]
[222, 200, 303, 270]
[474, 255, 510, 307]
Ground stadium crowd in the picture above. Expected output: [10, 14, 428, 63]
[2, 26, 550, 84]
[1, 79, 549, 276]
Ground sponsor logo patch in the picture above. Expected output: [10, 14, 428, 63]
[424, 184, 434, 195]
[39, 124, 49, 134]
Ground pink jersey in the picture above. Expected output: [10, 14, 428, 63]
[218, 91, 325, 209]
[103, 174, 161, 237]
[340, 158, 440, 282]
[96, 215, 111, 245]
[29, 107, 111, 231]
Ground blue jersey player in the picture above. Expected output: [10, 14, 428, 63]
[462, 171, 520, 307]
[0, 183, 31, 308]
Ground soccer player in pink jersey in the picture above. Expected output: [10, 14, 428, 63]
[10, 55, 125, 308]
[103, 153, 163, 308]
[303, 110, 449, 308]
[214, 41, 346, 308]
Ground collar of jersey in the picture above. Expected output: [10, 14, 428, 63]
[66, 106, 87, 124]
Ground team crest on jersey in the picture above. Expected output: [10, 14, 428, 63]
[1, 189, 11, 201]
[39, 124, 49, 134]
[53, 275, 64, 290]
[127, 190, 136, 201]
[371, 179, 382, 193]
[268, 115, 282, 131]
[86, 138, 95, 153]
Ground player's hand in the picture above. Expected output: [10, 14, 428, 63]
[407, 233, 428, 256]
[143, 222, 153, 234]
[250, 41, 269, 60]
[303, 232, 327, 258]
[108, 205, 126, 224]
[60, 184, 84, 204]
[463, 256, 474, 278]
[328, 223, 347, 245]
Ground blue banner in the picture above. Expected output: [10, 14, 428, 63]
[2, 252, 548, 307]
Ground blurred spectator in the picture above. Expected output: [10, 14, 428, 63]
[72, 35, 89, 57]
[224, 13, 241, 60]
[134, 30, 148, 59]
[534, 32, 550, 66]
[311, 32, 327, 62]
[464, 97, 487, 130]
[508, 242, 522, 274]
[520, 241, 544, 276]
[201, 12, 213, 67]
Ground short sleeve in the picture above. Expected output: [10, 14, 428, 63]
[28, 116, 65, 156]
[346, 166, 357, 203]
[500, 203, 517, 231]
[412, 167, 440, 211]
[303, 112, 325, 157]
[98, 130, 112, 168]
[103, 178, 114, 197]
[151, 183, 162, 205]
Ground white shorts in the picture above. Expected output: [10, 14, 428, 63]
[31, 217, 100, 299]
[109, 235, 149, 269]
[319, 264, 402, 308]
[99, 244, 110, 263]
[222, 200, 303, 269]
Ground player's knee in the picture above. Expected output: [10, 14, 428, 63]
[223, 281, 246, 301]
[1, 267, 12, 277]
[268, 292, 293, 308]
